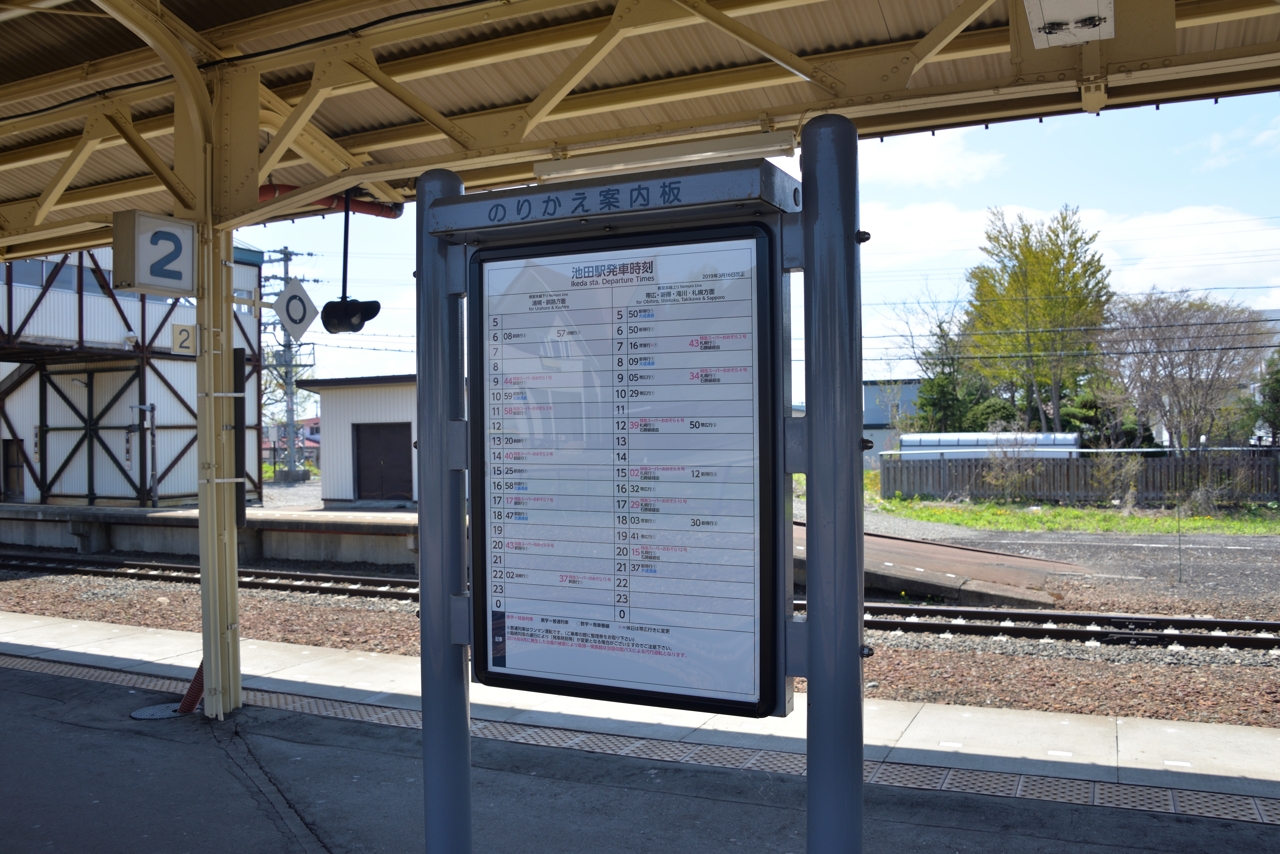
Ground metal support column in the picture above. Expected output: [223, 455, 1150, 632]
[801, 115, 865, 853]
[195, 64, 259, 719]
[196, 224, 242, 718]
[416, 169, 471, 853]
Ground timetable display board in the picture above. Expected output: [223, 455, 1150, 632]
[470, 231, 776, 715]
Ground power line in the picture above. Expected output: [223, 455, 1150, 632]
[847, 341, 1279, 363]
[861, 282, 1280, 308]
[863, 314, 1277, 340]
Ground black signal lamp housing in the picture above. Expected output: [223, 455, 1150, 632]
[321, 296, 380, 333]
[323, 187, 381, 334]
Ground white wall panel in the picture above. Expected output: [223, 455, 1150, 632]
[148, 360, 197, 426]
[316, 384, 417, 502]
[0, 257, 260, 504]
[155, 429, 198, 497]
[47, 434, 86, 495]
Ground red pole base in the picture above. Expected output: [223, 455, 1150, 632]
[177, 661, 204, 714]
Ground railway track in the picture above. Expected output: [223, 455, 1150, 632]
[4, 551, 1278, 650]
[0, 552, 419, 600]
[805, 601, 1280, 651]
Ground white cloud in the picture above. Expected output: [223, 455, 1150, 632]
[771, 127, 1004, 189]
[1181, 112, 1280, 170]
[860, 128, 1004, 188]
[849, 202, 1280, 380]
[1081, 206, 1280, 304]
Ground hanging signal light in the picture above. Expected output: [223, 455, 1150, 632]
[322, 188, 381, 333]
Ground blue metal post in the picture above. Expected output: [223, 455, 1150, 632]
[801, 115, 865, 853]
[416, 169, 472, 853]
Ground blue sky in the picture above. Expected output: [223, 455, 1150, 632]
[246, 90, 1280, 399]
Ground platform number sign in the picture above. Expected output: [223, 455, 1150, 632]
[171, 323, 197, 355]
[112, 210, 197, 298]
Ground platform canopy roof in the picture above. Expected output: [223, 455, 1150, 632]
[1, 0, 1279, 259]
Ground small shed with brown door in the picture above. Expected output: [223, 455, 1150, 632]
[296, 375, 416, 507]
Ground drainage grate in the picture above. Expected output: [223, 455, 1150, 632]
[943, 769, 1020, 798]
[871, 763, 948, 790]
[621, 739, 698, 763]
[510, 726, 585, 748]
[0, 653, 188, 694]
[566, 732, 643, 756]
[3, 651, 1277, 825]
[681, 744, 761, 769]
[1174, 790, 1261, 822]
[1095, 782, 1175, 813]
[471, 720, 530, 741]
[1017, 775, 1094, 804]
[747, 750, 808, 776]
[1256, 797, 1280, 824]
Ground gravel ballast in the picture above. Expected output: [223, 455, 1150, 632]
[4, 509, 1280, 730]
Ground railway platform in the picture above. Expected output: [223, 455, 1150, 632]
[2, 609, 1277, 840]
[0, 503, 419, 566]
[0, 499, 1085, 605]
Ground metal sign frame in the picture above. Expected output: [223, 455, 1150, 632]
[416, 116, 864, 853]
[111, 210, 197, 298]
[466, 223, 783, 717]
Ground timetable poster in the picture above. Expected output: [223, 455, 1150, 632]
[481, 239, 762, 704]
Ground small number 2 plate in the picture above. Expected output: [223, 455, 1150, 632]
[171, 323, 197, 355]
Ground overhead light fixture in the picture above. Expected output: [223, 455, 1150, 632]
[1022, 0, 1114, 49]
[534, 131, 796, 183]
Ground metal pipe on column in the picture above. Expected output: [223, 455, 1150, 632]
[415, 168, 472, 854]
[801, 115, 865, 853]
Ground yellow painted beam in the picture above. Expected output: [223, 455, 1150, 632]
[103, 109, 196, 209]
[343, 52, 475, 149]
[907, 0, 999, 78]
[31, 115, 110, 225]
[522, 16, 627, 137]
[665, 0, 843, 94]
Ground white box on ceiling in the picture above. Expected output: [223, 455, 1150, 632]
[1023, 0, 1114, 49]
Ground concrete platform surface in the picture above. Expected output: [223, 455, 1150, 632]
[2, 666, 1277, 854]
[2, 610, 1278, 799]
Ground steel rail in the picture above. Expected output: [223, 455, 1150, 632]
[789, 600, 1280, 650]
[0, 552, 419, 600]
[2, 552, 1277, 648]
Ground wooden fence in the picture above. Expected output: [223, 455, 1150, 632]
[879, 454, 1280, 503]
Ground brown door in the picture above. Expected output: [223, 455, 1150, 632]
[354, 423, 413, 500]
[3, 439, 23, 501]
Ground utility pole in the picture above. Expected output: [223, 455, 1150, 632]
[263, 247, 315, 482]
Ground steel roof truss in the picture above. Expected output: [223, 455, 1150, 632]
[521, 12, 628, 138]
[258, 59, 364, 182]
[665, 0, 843, 95]
[102, 109, 196, 210]
[906, 0, 1001, 80]
[343, 51, 475, 151]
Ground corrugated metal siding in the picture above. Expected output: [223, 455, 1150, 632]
[317, 383, 417, 501]
[2, 371, 39, 501]
[3, 260, 256, 356]
[0, 251, 259, 504]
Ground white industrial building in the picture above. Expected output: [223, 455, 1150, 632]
[295, 375, 416, 506]
[0, 244, 263, 506]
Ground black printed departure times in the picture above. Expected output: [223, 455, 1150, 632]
[481, 239, 762, 703]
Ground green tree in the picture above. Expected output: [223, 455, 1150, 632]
[963, 397, 1017, 432]
[964, 207, 1112, 432]
[1252, 352, 1280, 446]
[895, 287, 987, 431]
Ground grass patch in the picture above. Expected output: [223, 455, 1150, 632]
[869, 495, 1280, 535]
